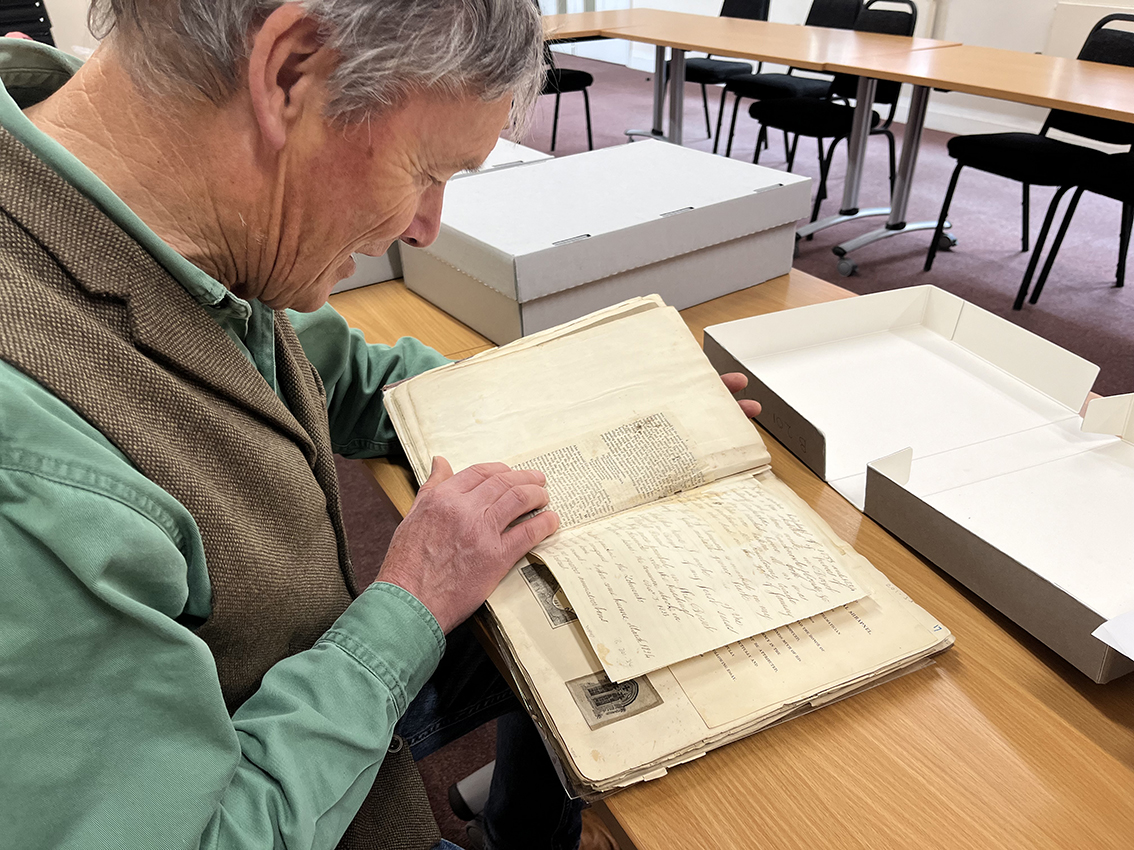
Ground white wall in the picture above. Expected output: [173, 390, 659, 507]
[43, 0, 100, 57]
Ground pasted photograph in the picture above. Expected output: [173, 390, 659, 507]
[566, 671, 662, 730]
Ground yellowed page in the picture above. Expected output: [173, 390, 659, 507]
[669, 477, 950, 727]
[383, 300, 771, 489]
[534, 473, 868, 681]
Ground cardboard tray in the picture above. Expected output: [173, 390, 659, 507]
[704, 285, 1134, 682]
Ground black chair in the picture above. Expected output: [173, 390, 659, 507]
[1023, 152, 1134, 308]
[665, 0, 771, 139]
[0, 1, 54, 45]
[745, 0, 916, 223]
[716, 0, 862, 156]
[924, 13, 1134, 310]
[541, 44, 594, 152]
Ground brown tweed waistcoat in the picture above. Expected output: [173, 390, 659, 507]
[0, 127, 439, 850]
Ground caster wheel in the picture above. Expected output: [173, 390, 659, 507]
[837, 258, 857, 277]
[937, 233, 958, 251]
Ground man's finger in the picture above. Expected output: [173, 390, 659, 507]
[720, 372, 748, 394]
[502, 510, 561, 561]
[467, 468, 548, 503]
[417, 455, 454, 493]
[486, 482, 552, 531]
[739, 398, 762, 418]
[445, 461, 522, 492]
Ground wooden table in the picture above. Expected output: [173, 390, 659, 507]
[812, 44, 1134, 274]
[546, 10, 956, 149]
[329, 273, 1134, 850]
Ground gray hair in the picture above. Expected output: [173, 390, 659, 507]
[88, 0, 544, 125]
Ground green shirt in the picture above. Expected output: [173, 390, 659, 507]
[0, 38, 451, 849]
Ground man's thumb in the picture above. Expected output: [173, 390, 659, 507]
[420, 455, 453, 491]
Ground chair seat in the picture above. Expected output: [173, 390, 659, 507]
[748, 97, 879, 138]
[947, 133, 1108, 186]
[670, 57, 752, 84]
[726, 72, 832, 101]
[1079, 152, 1134, 200]
[543, 67, 593, 95]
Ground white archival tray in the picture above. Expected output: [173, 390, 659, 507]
[401, 139, 811, 344]
[703, 285, 1134, 682]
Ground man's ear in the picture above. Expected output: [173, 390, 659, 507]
[246, 4, 334, 151]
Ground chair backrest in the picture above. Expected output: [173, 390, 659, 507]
[719, 0, 771, 21]
[829, 0, 917, 104]
[805, 0, 862, 30]
[1044, 14, 1134, 146]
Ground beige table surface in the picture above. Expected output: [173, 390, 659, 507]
[329, 272, 1134, 850]
[822, 42, 1134, 123]
[542, 8, 665, 42]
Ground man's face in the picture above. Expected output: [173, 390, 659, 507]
[253, 90, 513, 312]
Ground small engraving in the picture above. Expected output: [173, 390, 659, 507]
[521, 562, 578, 628]
[566, 671, 663, 730]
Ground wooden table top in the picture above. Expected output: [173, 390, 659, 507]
[547, 10, 958, 72]
[822, 43, 1134, 123]
[329, 272, 1134, 850]
[542, 8, 664, 42]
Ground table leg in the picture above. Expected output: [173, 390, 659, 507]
[796, 77, 890, 241]
[625, 45, 668, 141]
[830, 84, 951, 275]
[668, 48, 685, 145]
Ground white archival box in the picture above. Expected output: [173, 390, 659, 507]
[400, 140, 812, 344]
[703, 285, 1134, 683]
[331, 139, 551, 294]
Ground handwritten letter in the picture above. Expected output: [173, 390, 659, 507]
[535, 475, 867, 681]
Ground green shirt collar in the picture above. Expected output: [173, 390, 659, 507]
[0, 37, 252, 326]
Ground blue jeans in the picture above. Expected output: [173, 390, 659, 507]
[398, 621, 584, 850]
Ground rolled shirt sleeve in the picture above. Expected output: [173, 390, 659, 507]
[0, 364, 445, 850]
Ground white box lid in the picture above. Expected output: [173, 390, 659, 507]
[424, 140, 811, 303]
[452, 138, 552, 179]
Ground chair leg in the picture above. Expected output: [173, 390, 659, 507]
[551, 92, 561, 152]
[1022, 184, 1030, 252]
[786, 134, 800, 172]
[815, 139, 828, 203]
[753, 125, 768, 164]
[1015, 186, 1071, 310]
[701, 84, 712, 138]
[812, 137, 841, 223]
[925, 162, 963, 272]
[725, 95, 743, 158]
[1118, 201, 1133, 287]
[582, 88, 593, 151]
[783, 130, 791, 160]
[713, 89, 730, 154]
[1029, 187, 1084, 306]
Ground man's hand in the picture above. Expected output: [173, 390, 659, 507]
[376, 457, 558, 633]
[721, 372, 761, 418]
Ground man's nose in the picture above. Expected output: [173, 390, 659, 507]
[399, 185, 445, 248]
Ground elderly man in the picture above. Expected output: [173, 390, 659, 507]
[0, 2, 759, 848]
[0, 0, 579, 847]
